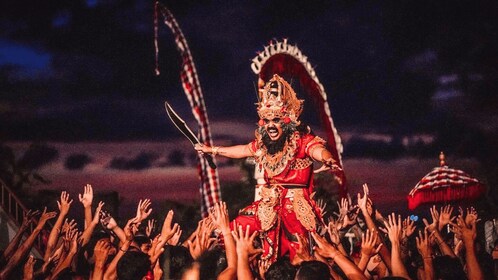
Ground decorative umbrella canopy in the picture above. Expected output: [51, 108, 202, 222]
[407, 152, 485, 210]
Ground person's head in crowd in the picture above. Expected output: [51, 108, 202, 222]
[85, 230, 116, 263]
[197, 247, 227, 279]
[167, 245, 194, 279]
[133, 232, 152, 254]
[117, 251, 151, 280]
[294, 260, 331, 280]
[264, 256, 297, 280]
[433, 255, 466, 280]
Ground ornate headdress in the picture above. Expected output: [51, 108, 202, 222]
[257, 74, 304, 123]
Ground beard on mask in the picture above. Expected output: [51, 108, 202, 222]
[260, 124, 295, 155]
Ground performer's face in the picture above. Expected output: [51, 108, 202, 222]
[262, 117, 283, 141]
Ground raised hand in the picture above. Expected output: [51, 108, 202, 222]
[357, 184, 369, 213]
[123, 217, 139, 241]
[57, 191, 73, 215]
[291, 234, 314, 265]
[23, 255, 36, 280]
[310, 231, 339, 259]
[438, 205, 454, 231]
[338, 197, 349, 218]
[416, 228, 433, 259]
[423, 205, 439, 233]
[91, 201, 105, 226]
[61, 218, 77, 235]
[42, 253, 59, 275]
[188, 219, 216, 259]
[135, 199, 153, 222]
[451, 213, 477, 243]
[149, 234, 165, 265]
[257, 259, 271, 280]
[384, 213, 403, 244]
[361, 229, 382, 258]
[316, 199, 328, 217]
[99, 210, 117, 230]
[327, 220, 341, 245]
[78, 184, 93, 208]
[94, 239, 112, 267]
[402, 217, 416, 238]
[146, 219, 156, 237]
[209, 201, 230, 233]
[166, 228, 182, 246]
[160, 210, 180, 243]
[21, 209, 40, 230]
[231, 224, 264, 257]
[313, 153, 342, 174]
[465, 207, 479, 226]
[37, 207, 57, 228]
[68, 228, 80, 253]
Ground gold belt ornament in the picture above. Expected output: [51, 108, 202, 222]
[257, 185, 281, 231]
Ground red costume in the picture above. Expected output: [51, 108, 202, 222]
[233, 84, 328, 262]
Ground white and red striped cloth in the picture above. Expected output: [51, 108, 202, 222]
[156, 3, 220, 217]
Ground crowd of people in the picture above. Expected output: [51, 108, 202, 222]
[1, 182, 497, 280]
[2, 74, 498, 279]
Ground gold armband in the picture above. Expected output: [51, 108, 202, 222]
[212, 146, 220, 156]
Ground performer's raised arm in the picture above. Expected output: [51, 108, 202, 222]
[194, 143, 253, 159]
[308, 143, 342, 173]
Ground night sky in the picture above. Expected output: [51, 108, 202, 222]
[1, 0, 497, 146]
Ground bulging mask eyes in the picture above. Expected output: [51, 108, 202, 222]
[264, 118, 280, 124]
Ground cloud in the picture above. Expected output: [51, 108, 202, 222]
[65, 153, 92, 170]
[108, 152, 159, 170]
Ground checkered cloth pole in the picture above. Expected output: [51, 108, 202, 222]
[155, 2, 221, 217]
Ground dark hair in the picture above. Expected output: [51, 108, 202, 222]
[433, 255, 465, 280]
[166, 245, 194, 279]
[117, 251, 151, 280]
[295, 260, 331, 280]
[197, 247, 227, 280]
[134, 233, 151, 246]
[265, 256, 297, 280]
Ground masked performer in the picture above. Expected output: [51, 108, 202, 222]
[195, 74, 341, 263]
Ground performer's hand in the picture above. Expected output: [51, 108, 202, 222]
[313, 158, 342, 174]
[194, 143, 210, 155]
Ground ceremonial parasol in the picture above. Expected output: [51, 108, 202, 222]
[407, 152, 485, 210]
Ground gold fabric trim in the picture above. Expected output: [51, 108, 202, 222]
[289, 158, 313, 170]
[257, 186, 281, 231]
[292, 189, 317, 231]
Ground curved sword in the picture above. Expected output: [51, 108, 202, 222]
[165, 102, 216, 169]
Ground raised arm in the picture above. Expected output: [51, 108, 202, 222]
[311, 231, 367, 280]
[423, 206, 456, 258]
[209, 201, 237, 280]
[0, 208, 57, 279]
[357, 229, 382, 272]
[79, 201, 104, 247]
[357, 184, 392, 269]
[50, 228, 80, 280]
[103, 218, 136, 280]
[384, 213, 411, 279]
[416, 228, 434, 280]
[232, 224, 264, 280]
[78, 184, 94, 229]
[2, 209, 39, 262]
[44, 191, 73, 261]
[452, 212, 484, 280]
[194, 143, 253, 159]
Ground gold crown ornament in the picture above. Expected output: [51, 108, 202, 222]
[257, 74, 304, 124]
